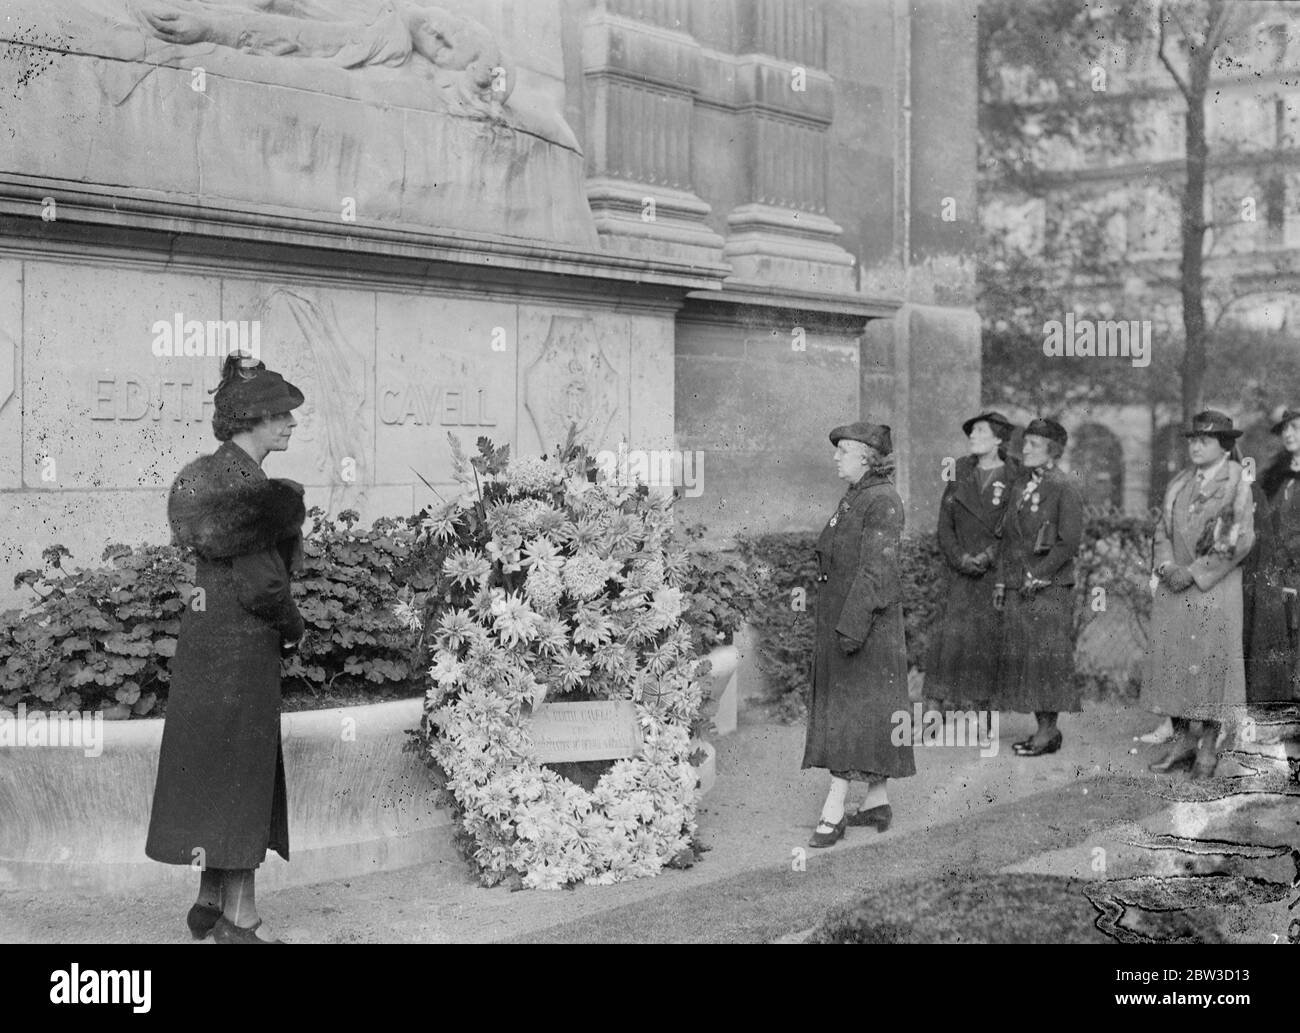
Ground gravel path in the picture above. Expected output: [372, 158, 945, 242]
[3, 701, 1289, 944]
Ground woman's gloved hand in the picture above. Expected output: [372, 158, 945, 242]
[1162, 565, 1196, 592]
[837, 633, 863, 655]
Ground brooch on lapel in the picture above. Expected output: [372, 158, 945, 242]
[829, 500, 848, 528]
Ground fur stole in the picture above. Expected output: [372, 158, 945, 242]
[168, 447, 306, 560]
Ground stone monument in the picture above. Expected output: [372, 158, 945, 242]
[0, 0, 982, 603]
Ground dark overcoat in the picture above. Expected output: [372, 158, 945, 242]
[802, 472, 916, 780]
[146, 441, 306, 869]
[926, 454, 1017, 706]
[1141, 460, 1253, 722]
[991, 465, 1083, 714]
[1244, 454, 1300, 702]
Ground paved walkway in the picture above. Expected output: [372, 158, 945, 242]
[1, 701, 1294, 943]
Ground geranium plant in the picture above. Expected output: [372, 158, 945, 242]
[402, 431, 705, 889]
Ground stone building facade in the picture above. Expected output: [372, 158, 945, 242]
[0, 0, 979, 602]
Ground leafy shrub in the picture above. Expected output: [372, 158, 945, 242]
[283, 509, 426, 698]
[679, 524, 756, 655]
[1, 543, 189, 717]
[1, 510, 427, 717]
[735, 532, 819, 720]
[898, 533, 949, 670]
[1073, 507, 1154, 633]
[1071, 506, 1155, 699]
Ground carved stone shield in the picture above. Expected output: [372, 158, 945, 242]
[523, 316, 620, 453]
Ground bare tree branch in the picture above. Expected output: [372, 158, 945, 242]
[1159, 3, 1193, 99]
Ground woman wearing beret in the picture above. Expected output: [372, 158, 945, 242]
[1143, 411, 1255, 778]
[1244, 409, 1300, 702]
[991, 418, 1084, 756]
[803, 422, 916, 848]
[925, 412, 1017, 743]
[146, 353, 307, 943]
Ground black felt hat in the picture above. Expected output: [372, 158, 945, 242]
[1024, 417, 1068, 449]
[1182, 410, 1242, 440]
[1271, 409, 1300, 435]
[212, 358, 305, 420]
[829, 421, 893, 456]
[961, 411, 1015, 440]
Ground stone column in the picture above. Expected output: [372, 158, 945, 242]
[725, 0, 855, 292]
[892, 0, 981, 532]
[581, 1, 727, 265]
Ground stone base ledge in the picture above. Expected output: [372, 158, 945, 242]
[0, 698, 450, 895]
[0, 692, 722, 895]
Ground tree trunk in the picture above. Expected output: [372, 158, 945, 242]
[1179, 62, 1209, 425]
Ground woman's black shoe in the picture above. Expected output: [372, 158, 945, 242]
[1013, 729, 1062, 756]
[212, 917, 283, 944]
[808, 816, 847, 849]
[186, 903, 222, 940]
[847, 804, 892, 832]
[1148, 742, 1196, 773]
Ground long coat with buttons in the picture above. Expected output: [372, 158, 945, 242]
[925, 454, 1017, 705]
[1244, 453, 1300, 702]
[801, 471, 916, 780]
[991, 465, 1084, 714]
[1141, 459, 1254, 722]
[146, 440, 306, 869]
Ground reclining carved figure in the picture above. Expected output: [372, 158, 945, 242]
[138, 0, 513, 113]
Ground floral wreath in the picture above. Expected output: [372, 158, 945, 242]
[395, 432, 705, 889]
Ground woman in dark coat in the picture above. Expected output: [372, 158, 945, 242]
[146, 353, 306, 944]
[991, 418, 1084, 756]
[1244, 409, 1300, 702]
[925, 411, 1017, 742]
[802, 421, 916, 848]
[1143, 411, 1254, 778]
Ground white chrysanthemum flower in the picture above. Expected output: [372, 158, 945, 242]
[392, 599, 424, 632]
[444, 549, 492, 588]
[551, 649, 592, 691]
[563, 551, 617, 600]
[421, 509, 459, 543]
[428, 652, 466, 689]
[506, 456, 560, 496]
[435, 609, 477, 651]
[521, 536, 563, 573]
[524, 565, 564, 614]
[490, 591, 542, 647]
[650, 586, 683, 622]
